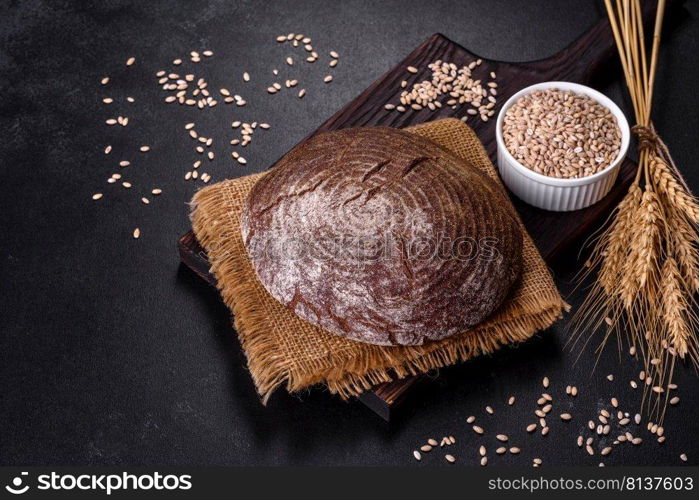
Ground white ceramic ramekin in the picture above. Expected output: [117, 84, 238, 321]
[495, 81, 630, 212]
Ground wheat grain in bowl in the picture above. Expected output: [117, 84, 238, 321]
[502, 88, 622, 179]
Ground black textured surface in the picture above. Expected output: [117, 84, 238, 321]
[1, 0, 698, 466]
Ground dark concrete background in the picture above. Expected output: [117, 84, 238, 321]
[1, 0, 697, 466]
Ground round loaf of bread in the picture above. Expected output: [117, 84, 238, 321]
[241, 127, 522, 346]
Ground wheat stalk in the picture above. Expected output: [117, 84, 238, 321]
[572, 0, 699, 422]
[669, 218, 699, 294]
[621, 190, 661, 308]
[660, 258, 690, 359]
[652, 157, 699, 223]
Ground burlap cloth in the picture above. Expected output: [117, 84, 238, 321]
[190, 118, 567, 401]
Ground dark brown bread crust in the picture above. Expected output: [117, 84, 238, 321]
[241, 127, 522, 346]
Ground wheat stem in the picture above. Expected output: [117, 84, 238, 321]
[574, 0, 698, 419]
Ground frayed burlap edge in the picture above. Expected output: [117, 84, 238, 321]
[190, 187, 290, 401]
[324, 298, 565, 398]
[190, 119, 568, 401]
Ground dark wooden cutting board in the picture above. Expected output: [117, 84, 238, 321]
[178, 7, 659, 420]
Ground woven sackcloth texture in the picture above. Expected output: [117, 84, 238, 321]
[190, 118, 567, 401]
